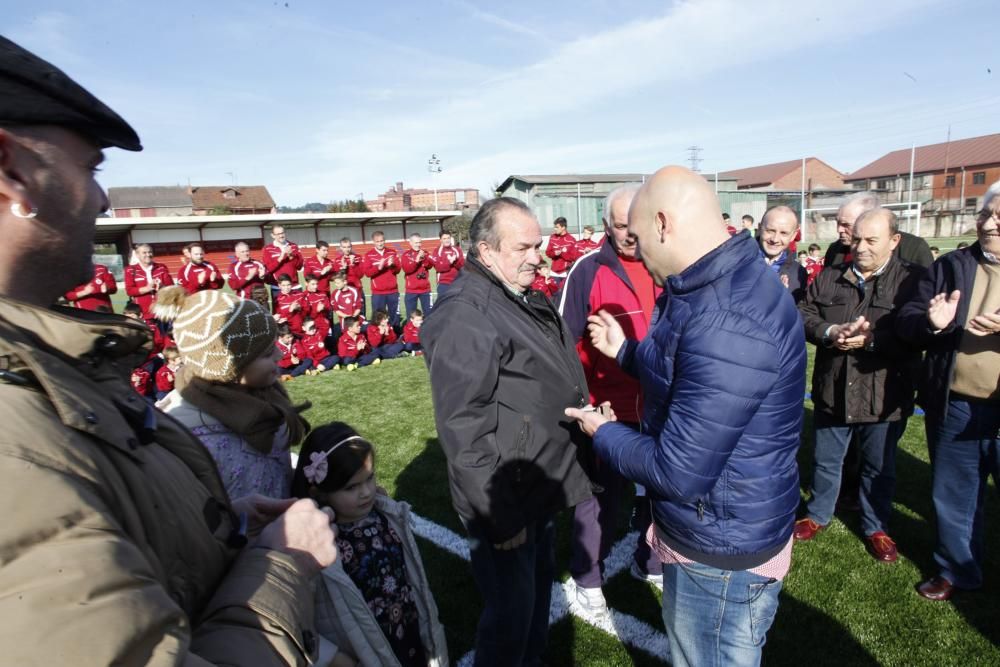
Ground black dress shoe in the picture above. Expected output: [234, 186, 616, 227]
[917, 576, 954, 601]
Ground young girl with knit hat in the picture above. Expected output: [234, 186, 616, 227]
[294, 422, 448, 667]
[155, 285, 310, 499]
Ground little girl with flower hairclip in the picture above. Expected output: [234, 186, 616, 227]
[292, 422, 448, 667]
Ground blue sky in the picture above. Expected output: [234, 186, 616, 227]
[7, 0, 999, 206]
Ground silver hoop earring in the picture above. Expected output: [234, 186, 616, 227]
[10, 202, 37, 219]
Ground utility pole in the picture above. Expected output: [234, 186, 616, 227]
[428, 154, 442, 211]
[686, 146, 703, 173]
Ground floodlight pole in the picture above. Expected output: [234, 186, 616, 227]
[428, 154, 442, 211]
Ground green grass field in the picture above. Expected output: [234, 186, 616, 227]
[284, 351, 1000, 666]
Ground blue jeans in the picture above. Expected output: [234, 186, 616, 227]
[371, 293, 400, 328]
[404, 291, 432, 317]
[464, 517, 554, 667]
[662, 561, 782, 667]
[806, 414, 903, 535]
[927, 396, 1000, 588]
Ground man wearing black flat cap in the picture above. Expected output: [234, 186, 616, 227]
[0, 36, 338, 665]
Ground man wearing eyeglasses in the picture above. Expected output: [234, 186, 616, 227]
[897, 181, 1000, 602]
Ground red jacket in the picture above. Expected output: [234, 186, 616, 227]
[64, 264, 117, 311]
[130, 366, 152, 397]
[337, 331, 369, 358]
[330, 285, 363, 321]
[402, 321, 421, 345]
[303, 255, 336, 294]
[155, 365, 177, 393]
[556, 242, 661, 423]
[366, 323, 398, 349]
[431, 244, 464, 285]
[805, 256, 824, 285]
[401, 249, 434, 293]
[300, 330, 332, 365]
[276, 339, 307, 369]
[362, 247, 400, 295]
[531, 273, 558, 297]
[333, 251, 364, 290]
[574, 238, 601, 257]
[124, 262, 174, 320]
[177, 261, 224, 294]
[262, 242, 303, 285]
[545, 232, 577, 274]
[302, 291, 332, 322]
[227, 258, 268, 298]
[275, 292, 307, 333]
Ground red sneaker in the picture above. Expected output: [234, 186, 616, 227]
[793, 518, 824, 541]
[866, 531, 898, 563]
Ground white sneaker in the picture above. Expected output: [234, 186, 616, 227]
[630, 561, 664, 592]
[573, 582, 608, 620]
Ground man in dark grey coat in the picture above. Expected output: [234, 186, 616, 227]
[422, 197, 593, 667]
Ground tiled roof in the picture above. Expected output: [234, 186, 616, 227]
[719, 158, 814, 188]
[108, 186, 191, 209]
[846, 133, 1000, 180]
[190, 186, 275, 210]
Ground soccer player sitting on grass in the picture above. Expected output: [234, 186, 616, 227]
[301, 318, 340, 374]
[402, 309, 423, 355]
[366, 310, 406, 360]
[274, 274, 307, 334]
[337, 316, 380, 370]
[154, 346, 182, 400]
[276, 324, 313, 380]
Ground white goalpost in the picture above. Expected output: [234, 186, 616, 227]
[800, 201, 922, 243]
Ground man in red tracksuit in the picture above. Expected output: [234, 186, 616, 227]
[362, 231, 401, 328]
[262, 225, 303, 296]
[401, 233, 434, 317]
[337, 316, 380, 369]
[555, 184, 663, 616]
[334, 237, 365, 293]
[177, 243, 224, 294]
[545, 216, 577, 283]
[574, 226, 601, 257]
[124, 243, 174, 322]
[430, 231, 464, 300]
[228, 241, 268, 299]
[274, 275, 307, 334]
[303, 240, 336, 295]
[64, 263, 117, 312]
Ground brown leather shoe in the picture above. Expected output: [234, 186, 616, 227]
[793, 518, 824, 541]
[917, 576, 954, 601]
[866, 531, 898, 563]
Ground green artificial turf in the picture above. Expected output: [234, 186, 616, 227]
[285, 351, 999, 666]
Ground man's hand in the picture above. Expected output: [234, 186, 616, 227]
[587, 310, 627, 359]
[247, 267, 257, 279]
[493, 527, 527, 551]
[828, 316, 871, 350]
[780, 274, 790, 288]
[256, 498, 337, 575]
[322, 264, 332, 275]
[232, 494, 297, 538]
[198, 272, 207, 285]
[565, 402, 615, 437]
[968, 311, 1000, 336]
[928, 290, 961, 331]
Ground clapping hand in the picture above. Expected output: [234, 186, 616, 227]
[829, 316, 871, 351]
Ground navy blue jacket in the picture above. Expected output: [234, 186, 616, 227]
[895, 243, 986, 423]
[593, 232, 806, 570]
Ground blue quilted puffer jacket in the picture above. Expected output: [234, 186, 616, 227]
[593, 231, 806, 570]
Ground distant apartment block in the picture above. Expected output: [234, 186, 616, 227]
[366, 181, 480, 212]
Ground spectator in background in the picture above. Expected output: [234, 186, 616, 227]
[557, 183, 663, 619]
[124, 243, 173, 322]
[826, 192, 933, 268]
[303, 240, 336, 295]
[574, 225, 601, 256]
[545, 216, 577, 283]
[263, 225, 303, 296]
[805, 242, 825, 285]
[723, 212, 737, 235]
[742, 214, 755, 235]
[930, 246, 940, 260]
[64, 262, 117, 311]
[896, 182, 1000, 601]
[956, 241, 969, 250]
[759, 206, 808, 303]
[177, 242, 224, 294]
[228, 241, 269, 301]
[402, 233, 434, 317]
[531, 261, 558, 297]
[794, 208, 923, 563]
[363, 230, 401, 328]
[431, 231, 464, 300]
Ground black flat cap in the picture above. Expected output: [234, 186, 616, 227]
[0, 35, 141, 151]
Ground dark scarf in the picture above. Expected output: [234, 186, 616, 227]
[176, 366, 309, 453]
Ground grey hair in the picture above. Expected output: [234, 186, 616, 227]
[409, 233, 422, 241]
[982, 180, 1000, 211]
[468, 197, 533, 259]
[761, 205, 800, 229]
[234, 241, 249, 251]
[855, 207, 899, 236]
[602, 184, 641, 226]
[839, 191, 880, 215]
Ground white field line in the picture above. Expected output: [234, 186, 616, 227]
[411, 514, 670, 665]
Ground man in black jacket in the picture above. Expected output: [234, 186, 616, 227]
[422, 197, 593, 666]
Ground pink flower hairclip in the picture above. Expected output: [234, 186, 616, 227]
[303, 435, 364, 485]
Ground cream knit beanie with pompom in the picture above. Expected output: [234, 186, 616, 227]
[153, 285, 277, 383]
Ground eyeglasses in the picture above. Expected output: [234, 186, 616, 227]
[979, 210, 1000, 223]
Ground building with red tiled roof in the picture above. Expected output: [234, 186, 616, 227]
[190, 185, 276, 215]
[844, 133, 1000, 218]
[719, 157, 845, 191]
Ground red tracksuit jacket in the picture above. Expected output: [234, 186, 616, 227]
[155, 365, 177, 393]
[302, 291, 332, 322]
[362, 247, 400, 295]
[330, 286, 363, 321]
[531, 273, 558, 297]
[337, 331, 369, 358]
[64, 264, 117, 311]
[303, 256, 336, 294]
[333, 251, 364, 290]
[275, 292, 307, 333]
[263, 242, 303, 286]
[431, 245, 465, 285]
[178, 261, 224, 294]
[131, 366, 152, 397]
[402, 321, 421, 345]
[545, 232, 577, 274]
[228, 259, 268, 298]
[276, 339, 308, 369]
[401, 249, 434, 293]
[301, 331, 331, 365]
[124, 262, 174, 320]
[574, 238, 601, 257]
[366, 324, 398, 349]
